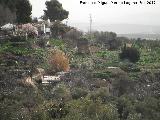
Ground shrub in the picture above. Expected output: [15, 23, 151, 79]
[116, 96, 136, 120]
[111, 71, 135, 96]
[48, 49, 70, 73]
[36, 39, 46, 48]
[48, 102, 69, 119]
[71, 88, 88, 99]
[9, 36, 26, 42]
[135, 97, 160, 120]
[52, 84, 71, 101]
[65, 98, 120, 120]
[119, 61, 140, 72]
[90, 87, 110, 102]
[119, 47, 140, 63]
[93, 71, 112, 79]
[16, 23, 38, 38]
[31, 110, 49, 120]
[49, 39, 65, 50]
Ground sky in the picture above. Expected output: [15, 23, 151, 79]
[29, 0, 160, 32]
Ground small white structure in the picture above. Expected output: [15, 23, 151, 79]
[56, 71, 68, 76]
[107, 67, 118, 69]
[39, 19, 51, 36]
[46, 28, 51, 33]
[42, 75, 61, 84]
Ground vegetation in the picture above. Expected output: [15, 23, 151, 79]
[93, 31, 122, 50]
[119, 47, 140, 63]
[43, 0, 69, 22]
[1, 33, 160, 120]
[0, 1, 160, 120]
[47, 49, 70, 74]
[0, 0, 32, 24]
[50, 21, 71, 38]
[16, 0, 32, 24]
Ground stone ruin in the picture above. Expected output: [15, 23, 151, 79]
[77, 37, 90, 54]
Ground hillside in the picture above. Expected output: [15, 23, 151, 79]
[1, 30, 160, 119]
[1, 0, 160, 119]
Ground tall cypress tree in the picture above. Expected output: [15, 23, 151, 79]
[44, 0, 69, 22]
[16, 0, 32, 24]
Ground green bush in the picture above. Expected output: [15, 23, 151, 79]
[119, 47, 140, 63]
[135, 97, 160, 120]
[52, 84, 71, 101]
[9, 36, 26, 42]
[71, 88, 88, 99]
[0, 42, 31, 56]
[65, 98, 120, 120]
[119, 61, 140, 72]
[36, 39, 46, 48]
[93, 71, 112, 79]
[49, 39, 65, 50]
[48, 102, 69, 119]
[31, 110, 49, 120]
[90, 87, 110, 102]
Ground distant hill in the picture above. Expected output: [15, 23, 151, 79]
[69, 22, 160, 34]
[117, 34, 160, 40]
[68, 22, 160, 40]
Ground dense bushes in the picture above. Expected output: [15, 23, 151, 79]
[63, 29, 83, 48]
[93, 71, 112, 79]
[1, 24, 160, 120]
[64, 98, 120, 120]
[92, 31, 122, 50]
[90, 87, 110, 102]
[52, 84, 71, 101]
[119, 61, 140, 72]
[9, 36, 27, 42]
[119, 47, 140, 63]
[71, 88, 88, 99]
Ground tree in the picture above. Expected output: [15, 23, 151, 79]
[0, 0, 16, 25]
[50, 21, 71, 38]
[63, 28, 83, 47]
[16, 0, 32, 24]
[44, 0, 69, 22]
[64, 29, 83, 41]
[0, 0, 32, 24]
[0, 5, 16, 26]
[0, 0, 16, 11]
[93, 31, 121, 50]
[119, 47, 140, 63]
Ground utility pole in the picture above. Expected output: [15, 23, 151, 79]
[89, 14, 92, 41]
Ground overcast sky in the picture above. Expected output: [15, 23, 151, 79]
[29, 0, 160, 26]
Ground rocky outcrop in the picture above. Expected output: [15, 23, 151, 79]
[32, 68, 45, 83]
[17, 77, 35, 87]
